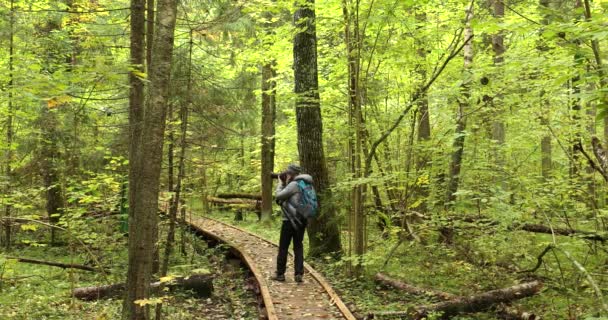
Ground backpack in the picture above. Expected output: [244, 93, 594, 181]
[296, 180, 318, 219]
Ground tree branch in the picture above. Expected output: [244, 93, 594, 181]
[364, 32, 474, 177]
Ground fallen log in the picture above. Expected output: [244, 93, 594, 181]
[409, 281, 542, 319]
[208, 197, 258, 207]
[73, 274, 213, 301]
[518, 224, 607, 242]
[372, 274, 539, 320]
[375, 273, 457, 300]
[7, 256, 97, 272]
[216, 193, 262, 200]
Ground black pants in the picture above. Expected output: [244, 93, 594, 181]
[276, 220, 306, 276]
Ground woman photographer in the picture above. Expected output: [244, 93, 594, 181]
[272, 164, 312, 283]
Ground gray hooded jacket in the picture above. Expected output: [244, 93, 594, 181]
[275, 174, 313, 224]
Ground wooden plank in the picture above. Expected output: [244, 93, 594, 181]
[193, 215, 356, 320]
[188, 219, 278, 320]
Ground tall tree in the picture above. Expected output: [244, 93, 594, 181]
[123, 0, 147, 317]
[539, 0, 552, 180]
[293, 0, 342, 256]
[342, 0, 364, 273]
[260, 60, 277, 222]
[3, 0, 15, 249]
[443, 1, 474, 244]
[490, 0, 505, 172]
[123, 0, 178, 318]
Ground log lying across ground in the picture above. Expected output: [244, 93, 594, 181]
[208, 197, 258, 206]
[409, 281, 542, 319]
[216, 193, 262, 200]
[518, 223, 607, 242]
[375, 273, 457, 300]
[373, 273, 539, 320]
[73, 274, 213, 301]
[7, 256, 98, 272]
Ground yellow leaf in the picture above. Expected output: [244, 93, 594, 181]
[20, 224, 38, 232]
[132, 71, 147, 79]
[159, 275, 175, 283]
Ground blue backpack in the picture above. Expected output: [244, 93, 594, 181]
[296, 180, 318, 218]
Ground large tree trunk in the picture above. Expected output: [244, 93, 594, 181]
[260, 60, 277, 222]
[293, 0, 342, 256]
[443, 3, 474, 244]
[123, 0, 178, 318]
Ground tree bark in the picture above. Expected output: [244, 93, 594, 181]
[76, 275, 213, 301]
[124, 0, 146, 318]
[123, 0, 178, 318]
[40, 104, 65, 246]
[260, 60, 277, 222]
[293, 0, 342, 256]
[343, 0, 365, 274]
[409, 281, 543, 320]
[443, 2, 474, 244]
[538, 0, 552, 180]
[490, 0, 506, 177]
[3, 0, 15, 249]
[414, 10, 431, 215]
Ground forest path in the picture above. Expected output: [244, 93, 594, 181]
[187, 215, 356, 320]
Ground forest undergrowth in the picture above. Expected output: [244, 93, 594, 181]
[0, 213, 258, 320]
[202, 205, 608, 320]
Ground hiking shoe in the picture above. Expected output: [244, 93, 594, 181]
[294, 274, 303, 283]
[272, 274, 285, 282]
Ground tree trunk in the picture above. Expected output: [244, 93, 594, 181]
[3, 0, 15, 250]
[260, 60, 277, 222]
[490, 0, 506, 178]
[40, 104, 65, 246]
[146, 0, 154, 75]
[293, 0, 341, 256]
[538, 0, 552, 180]
[123, 0, 178, 318]
[155, 30, 191, 319]
[343, 0, 365, 274]
[415, 10, 431, 215]
[443, 3, 474, 244]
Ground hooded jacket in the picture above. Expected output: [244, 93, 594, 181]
[275, 174, 313, 226]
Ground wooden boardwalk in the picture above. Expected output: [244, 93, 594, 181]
[187, 216, 356, 320]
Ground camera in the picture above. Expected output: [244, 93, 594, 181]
[270, 171, 287, 182]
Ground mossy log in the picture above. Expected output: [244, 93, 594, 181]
[73, 274, 213, 301]
[409, 281, 542, 319]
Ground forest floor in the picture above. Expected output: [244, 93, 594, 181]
[1, 207, 606, 319]
[0, 215, 258, 320]
[199, 206, 607, 320]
